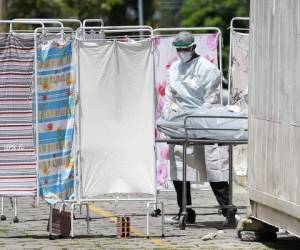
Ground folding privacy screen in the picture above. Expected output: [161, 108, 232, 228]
[228, 17, 249, 181]
[0, 21, 228, 237]
[78, 39, 156, 198]
[154, 28, 222, 187]
[0, 22, 159, 208]
[0, 33, 36, 196]
[36, 31, 76, 203]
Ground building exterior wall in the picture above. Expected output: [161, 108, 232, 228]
[249, 0, 300, 237]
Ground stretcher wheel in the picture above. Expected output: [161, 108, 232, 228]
[179, 215, 186, 230]
[13, 216, 19, 223]
[150, 209, 161, 217]
[0, 215, 6, 221]
[237, 230, 242, 239]
[86, 216, 92, 221]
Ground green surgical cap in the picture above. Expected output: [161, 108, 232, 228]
[172, 31, 195, 48]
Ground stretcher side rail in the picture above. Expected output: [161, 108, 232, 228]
[156, 138, 247, 145]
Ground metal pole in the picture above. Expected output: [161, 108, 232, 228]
[218, 32, 223, 105]
[228, 20, 233, 105]
[0, 0, 6, 33]
[34, 29, 40, 205]
[161, 202, 165, 237]
[152, 31, 159, 214]
[49, 204, 53, 239]
[138, 0, 143, 37]
[180, 143, 187, 230]
[1, 197, 3, 216]
[146, 202, 150, 238]
[86, 204, 90, 234]
[71, 203, 74, 238]
[138, 0, 144, 26]
[228, 144, 233, 219]
[76, 41, 82, 203]
[14, 198, 17, 217]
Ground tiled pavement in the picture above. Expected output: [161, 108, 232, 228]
[0, 185, 299, 249]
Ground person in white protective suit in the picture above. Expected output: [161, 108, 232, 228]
[163, 31, 237, 226]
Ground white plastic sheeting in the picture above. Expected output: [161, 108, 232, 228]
[231, 31, 249, 105]
[78, 39, 155, 198]
[230, 30, 249, 180]
[157, 105, 248, 182]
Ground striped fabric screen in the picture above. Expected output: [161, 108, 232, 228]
[0, 34, 37, 196]
[36, 38, 75, 203]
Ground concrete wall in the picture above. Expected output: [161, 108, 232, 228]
[248, 0, 300, 237]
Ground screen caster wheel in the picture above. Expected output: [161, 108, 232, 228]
[49, 234, 55, 240]
[13, 216, 19, 223]
[150, 209, 161, 217]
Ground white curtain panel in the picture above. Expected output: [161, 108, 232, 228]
[78, 39, 155, 198]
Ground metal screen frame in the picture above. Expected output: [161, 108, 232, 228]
[33, 26, 75, 205]
[153, 27, 249, 230]
[83, 19, 104, 27]
[13, 18, 82, 28]
[76, 25, 153, 41]
[72, 26, 164, 238]
[0, 20, 67, 223]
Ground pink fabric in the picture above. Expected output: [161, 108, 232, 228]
[160, 147, 169, 160]
[156, 96, 165, 120]
[156, 163, 168, 186]
[207, 34, 218, 51]
[154, 34, 219, 187]
[156, 81, 166, 97]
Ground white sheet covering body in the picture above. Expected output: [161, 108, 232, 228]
[79, 40, 155, 198]
[160, 56, 230, 183]
[158, 105, 248, 182]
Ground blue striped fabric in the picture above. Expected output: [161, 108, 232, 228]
[37, 65, 72, 76]
[36, 42, 72, 62]
[37, 99, 75, 111]
[36, 39, 75, 204]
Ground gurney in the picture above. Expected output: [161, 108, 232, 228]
[156, 106, 248, 229]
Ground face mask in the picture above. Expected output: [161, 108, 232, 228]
[177, 51, 193, 63]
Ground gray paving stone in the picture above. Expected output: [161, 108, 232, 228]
[0, 186, 299, 249]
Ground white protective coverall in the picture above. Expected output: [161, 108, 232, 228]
[162, 56, 229, 183]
